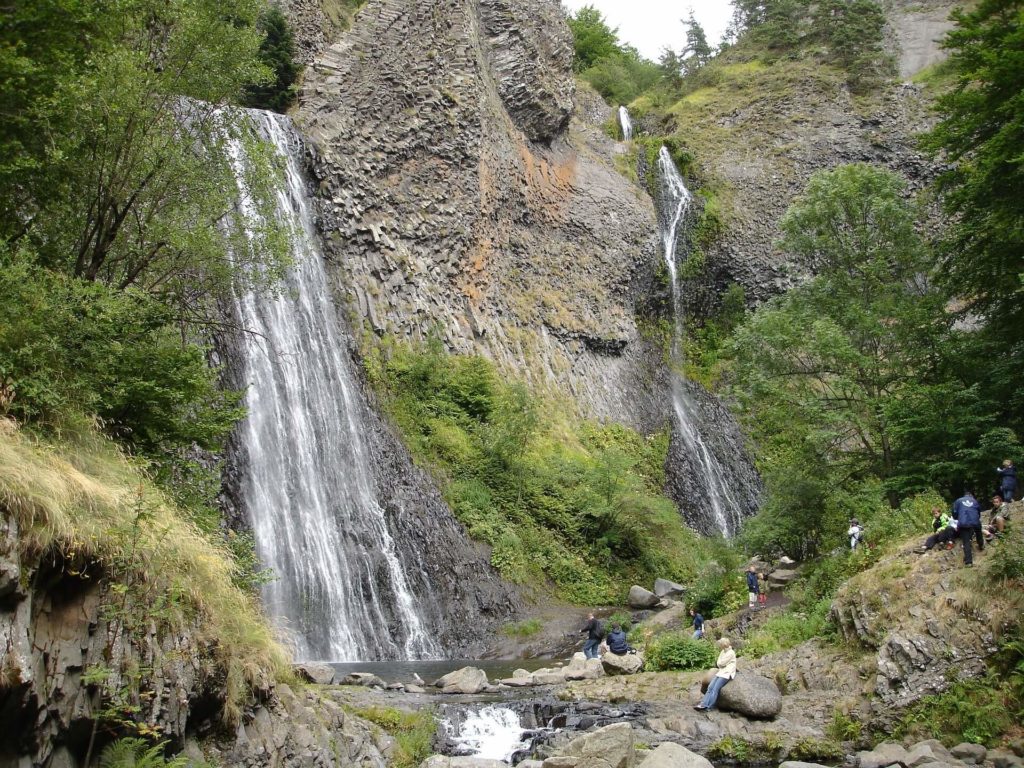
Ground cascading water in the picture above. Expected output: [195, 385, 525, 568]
[226, 109, 438, 661]
[656, 146, 744, 535]
[443, 706, 529, 763]
[618, 105, 633, 141]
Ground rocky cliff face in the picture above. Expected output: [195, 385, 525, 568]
[296, 0, 666, 430]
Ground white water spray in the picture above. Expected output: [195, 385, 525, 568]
[618, 105, 633, 141]
[445, 706, 528, 762]
[226, 110, 438, 661]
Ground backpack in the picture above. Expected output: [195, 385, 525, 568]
[595, 621, 606, 640]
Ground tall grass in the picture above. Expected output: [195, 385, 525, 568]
[0, 419, 290, 722]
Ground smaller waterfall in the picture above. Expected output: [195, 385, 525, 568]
[443, 706, 528, 762]
[656, 146, 744, 535]
[618, 106, 633, 141]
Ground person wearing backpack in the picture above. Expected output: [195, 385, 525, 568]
[953, 490, 984, 566]
[580, 613, 604, 659]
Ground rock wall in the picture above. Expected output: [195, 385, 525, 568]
[296, 0, 666, 431]
[0, 512, 390, 768]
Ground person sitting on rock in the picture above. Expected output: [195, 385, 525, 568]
[916, 507, 957, 552]
[997, 459, 1017, 503]
[580, 613, 603, 660]
[606, 623, 632, 655]
[746, 566, 760, 610]
[690, 608, 705, 640]
[695, 637, 736, 711]
[984, 494, 1010, 540]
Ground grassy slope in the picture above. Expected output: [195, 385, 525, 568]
[0, 419, 289, 722]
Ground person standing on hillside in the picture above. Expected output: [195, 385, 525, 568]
[690, 608, 705, 639]
[746, 566, 760, 610]
[997, 460, 1017, 503]
[580, 613, 603, 659]
[953, 490, 984, 566]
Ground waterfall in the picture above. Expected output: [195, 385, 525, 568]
[225, 109, 438, 661]
[443, 706, 528, 762]
[656, 146, 743, 536]
[618, 106, 633, 141]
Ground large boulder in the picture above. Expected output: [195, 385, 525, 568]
[293, 662, 335, 685]
[602, 652, 644, 676]
[565, 654, 604, 681]
[557, 722, 635, 768]
[628, 586, 660, 608]
[858, 742, 910, 768]
[653, 578, 686, 598]
[638, 742, 712, 768]
[339, 671, 386, 688]
[717, 675, 782, 719]
[951, 744, 987, 765]
[436, 666, 489, 694]
[768, 569, 799, 588]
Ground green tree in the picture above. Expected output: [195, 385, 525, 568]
[244, 6, 301, 113]
[729, 164, 949, 509]
[812, 0, 890, 88]
[566, 6, 621, 72]
[682, 13, 713, 73]
[923, 0, 1024, 350]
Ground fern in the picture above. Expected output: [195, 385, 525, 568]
[98, 739, 189, 768]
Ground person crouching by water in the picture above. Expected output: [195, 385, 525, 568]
[606, 623, 633, 655]
[695, 637, 736, 711]
[581, 613, 603, 659]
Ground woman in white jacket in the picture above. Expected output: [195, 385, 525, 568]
[695, 637, 736, 711]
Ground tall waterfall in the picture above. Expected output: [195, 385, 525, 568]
[618, 106, 633, 141]
[226, 110, 438, 661]
[656, 146, 743, 535]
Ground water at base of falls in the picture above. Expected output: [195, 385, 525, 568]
[618, 105, 633, 141]
[443, 706, 529, 763]
[656, 146, 744, 536]
[226, 109, 438, 662]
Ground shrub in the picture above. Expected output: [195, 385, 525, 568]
[351, 707, 435, 768]
[826, 708, 864, 743]
[741, 597, 833, 658]
[890, 676, 1015, 746]
[502, 619, 543, 638]
[645, 633, 717, 672]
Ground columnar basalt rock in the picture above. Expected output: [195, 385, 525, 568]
[296, 0, 665, 430]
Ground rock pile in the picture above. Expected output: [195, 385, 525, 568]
[856, 740, 1024, 768]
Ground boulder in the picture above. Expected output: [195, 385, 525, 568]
[436, 666, 488, 694]
[500, 675, 535, 687]
[512, 668, 532, 679]
[339, 672, 385, 688]
[716, 675, 782, 719]
[858, 742, 909, 768]
[638, 742, 712, 768]
[557, 722, 635, 768]
[906, 741, 954, 767]
[564, 662, 603, 681]
[779, 763, 832, 768]
[293, 662, 335, 685]
[532, 671, 567, 685]
[542, 759, 580, 768]
[768, 569, 799, 587]
[421, 757, 510, 768]
[602, 652, 644, 676]
[405, 684, 426, 694]
[950, 744, 987, 765]
[989, 750, 1024, 768]
[628, 585, 660, 608]
[653, 578, 686, 598]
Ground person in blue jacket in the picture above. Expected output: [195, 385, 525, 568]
[997, 460, 1017, 503]
[745, 566, 760, 610]
[953, 490, 984, 566]
[690, 608, 705, 640]
[606, 623, 632, 655]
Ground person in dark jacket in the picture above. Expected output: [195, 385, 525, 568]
[997, 460, 1017, 503]
[746, 566, 760, 610]
[606, 623, 631, 655]
[580, 613, 603, 659]
[953, 490, 984, 566]
[690, 608, 705, 640]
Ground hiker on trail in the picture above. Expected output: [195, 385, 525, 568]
[953, 490, 984, 566]
[580, 613, 603, 659]
[916, 507, 957, 553]
[694, 637, 736, 711]
[997, 460, 1017, 503]
[984, 494, 1009, 540]
[746, 566, 760, 610]
[690, 608, 704, 640]
[606, 623, 632, 655]
[848, 519, 864, 550]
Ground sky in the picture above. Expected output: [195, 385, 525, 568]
[560, 0, 734, 62]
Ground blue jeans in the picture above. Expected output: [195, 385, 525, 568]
[700, 675, 729, 709]
[692, 629, 703, 640]
[583, 637, 601, 659]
